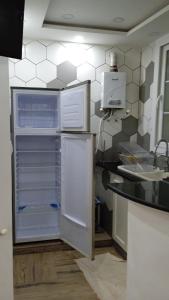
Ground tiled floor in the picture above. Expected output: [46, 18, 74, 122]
[14, 246, 120, 300]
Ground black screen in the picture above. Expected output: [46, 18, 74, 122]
[0, 0, 25, 59]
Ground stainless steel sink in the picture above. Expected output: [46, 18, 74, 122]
[118, 164, 169, 181]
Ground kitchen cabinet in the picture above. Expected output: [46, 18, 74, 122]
[110, 173, 128, 252]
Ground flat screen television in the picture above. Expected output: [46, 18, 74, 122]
[0, 0, 25, 59]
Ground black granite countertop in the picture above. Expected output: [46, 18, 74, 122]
[108, 181, 169, 213]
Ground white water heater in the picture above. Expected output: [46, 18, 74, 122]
[101, 72, 126, 109]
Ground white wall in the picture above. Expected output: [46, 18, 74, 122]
[0, 57, 13, 300]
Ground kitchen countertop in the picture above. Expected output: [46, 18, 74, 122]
[107, 181, 169, 213]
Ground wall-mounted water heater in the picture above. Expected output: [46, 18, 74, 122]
[101, 71, 127, 109]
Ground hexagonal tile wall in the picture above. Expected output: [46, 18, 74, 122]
[139, 45, 155, 151]
[15, 59, 36, 82]
[95, 100, 104, 118]
[7, 39, 143, 158]
[77, 63, 95, 82]
[141, 46, 153, 68]
[101, 131, 113, 150]
[127, 83, 139, 104]
[37, 61, 56, 83]
[103, 118, 122, 136]
[47, 78, 66, 89]
[10, 77, 26, 87]
[26, 41, 46, 64]
[57, 61, 77, 84]
[137, 133, 150, 151]
[112, 132, 130, 153]
[86, 46, 107, 68]
[140, 61, 154, 103]
[91, 81, 101, 102]
[119, 65, 132, 84]
[47, 43, 67, 66]
[96, 64, 110, 83]
[26, 78, 46, 88]
[122, 116, 138, 136]
[125, 48, 141, 70]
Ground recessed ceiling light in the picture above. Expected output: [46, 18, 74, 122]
[62, 14, 74, 20]
[112, 17, 125, 23]
[74, 36, 84, 43]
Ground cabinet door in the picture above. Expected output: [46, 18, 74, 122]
[113, 193, 128, 251]
[60, 133, 94, 259]
[60, 81, 90, 132]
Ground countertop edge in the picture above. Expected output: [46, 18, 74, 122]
[107, 183, 169, 213]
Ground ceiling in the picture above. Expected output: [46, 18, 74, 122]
[45, 0, 168, 30]
[23, 0, 169, 46]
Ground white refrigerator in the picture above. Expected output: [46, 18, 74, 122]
[11, 81, 95, 259]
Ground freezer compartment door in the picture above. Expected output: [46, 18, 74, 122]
[60, 81, 90, 132]
[60, 133, 94, 259]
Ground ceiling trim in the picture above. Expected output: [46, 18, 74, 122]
[128, 4, 169, 36]
[43, 22, 127, 35]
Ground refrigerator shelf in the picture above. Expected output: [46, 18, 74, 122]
[16, 204, 60, 214]
[16, 150, 60, 153]
[16, 182, 60, 190]
[18, 109, 58, 112]
[16, 186, 59, 191]
[16, 165, 60, 169]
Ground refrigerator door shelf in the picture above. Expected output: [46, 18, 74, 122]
[60, 82, 90, 132]
[60, 133, 94, 259]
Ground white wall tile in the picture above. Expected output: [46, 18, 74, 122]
[101, 131, 112, 150]
[133, 68, 140, 85]
[86, 46, 107, 68]
[26, 41, 46, 64]
[47, 43, 67, 65]
[10, 77, 26, 87]
[103, 117, 122, 136]
[96, 64, 110, 83]
[26, 78, 46, 88]
[91, 81, 101, 102]
[141, 46, 153, 68]
[127, 83, 139, 104]
[119, 65, 132, 84]
[91, 115, 101, 133]
[125, 48, 141, 70]
[37, 61, 56, 83]
[77, 63, 95, 82]
[15, 59, 36, 82]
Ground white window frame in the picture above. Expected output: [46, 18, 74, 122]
[150, 34, 169, 152]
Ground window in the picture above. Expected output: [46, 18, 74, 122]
[158, 45, 169, 141]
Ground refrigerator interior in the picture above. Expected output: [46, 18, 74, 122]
[16, 92, 59, 129]
[15, 135, 61, 242]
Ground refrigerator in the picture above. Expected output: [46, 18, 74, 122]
[11, 81, 95, 259]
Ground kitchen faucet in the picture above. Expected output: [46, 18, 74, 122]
[153, 139, 169, 170]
